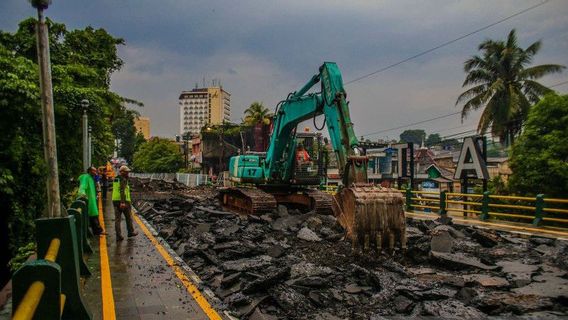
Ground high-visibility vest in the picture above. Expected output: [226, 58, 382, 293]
[112, 177, 131, 202]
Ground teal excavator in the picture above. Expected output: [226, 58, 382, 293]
[221, 62, 406, 251]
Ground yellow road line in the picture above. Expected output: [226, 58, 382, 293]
[132, 213, 223, 320]
[406, 212, 568, 237]
[98, 195, 116, 320]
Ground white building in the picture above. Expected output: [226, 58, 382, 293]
[179, 87, 231, 136]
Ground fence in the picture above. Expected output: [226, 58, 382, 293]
[405, 189, 568, 226]
[11, 197, 93, 320]
[130, 173, 210, 187]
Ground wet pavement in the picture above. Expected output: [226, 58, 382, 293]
[82, 196, 216, 319]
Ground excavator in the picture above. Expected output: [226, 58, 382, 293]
[220, 62, 406, 252]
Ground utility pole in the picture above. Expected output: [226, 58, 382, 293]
[31, 0, 61, 218]
[81, 99, 89, 171]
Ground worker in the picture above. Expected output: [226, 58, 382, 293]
[100, 167, 109, 201]
[112, 165, 137, 241]
[295, 144, 311, 163]
[78, 167, 105, 236]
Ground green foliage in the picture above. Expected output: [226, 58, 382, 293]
[133, 138, 183, 173]
[0, 18, 139, 266]
[8, 242, 35, 273]
[243, 101, 273, 125]
[400, 129, 426, 145]
[112, 110, 140, 164]
[508, 94, 568, 197]
[425, 133, 441, 147]
[202, 122, 245, 137]
[457, 29, 565, 146]
[134, 132, 147, 153]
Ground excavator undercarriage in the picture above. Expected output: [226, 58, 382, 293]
[219, 187, 333, 216]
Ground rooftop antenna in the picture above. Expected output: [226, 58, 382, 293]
[202, 76, 206, 88]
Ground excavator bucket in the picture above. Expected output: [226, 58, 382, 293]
[334, 184, 406, 253]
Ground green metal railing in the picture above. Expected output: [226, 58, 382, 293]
[405, 188, 568, 226]
[11, 197, 93, 320]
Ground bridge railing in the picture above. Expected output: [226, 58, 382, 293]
[404, 188, 568, 226]
[11, 197, 93, 320]
[130, 172, 210, 187]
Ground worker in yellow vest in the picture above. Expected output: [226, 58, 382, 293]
[112, 165, 137, 241]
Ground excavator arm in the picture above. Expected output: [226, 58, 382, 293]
[264, 62, 406, 252]
[265, 62, 367, 187]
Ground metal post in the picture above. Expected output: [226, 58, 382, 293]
[88, 126, 92, 167]
[461, 176, 468, 218]
[480, 191, 490, 220]
[439, 190, 447, 217]
[81, 100, 89, 171]
[533, 194, 545, 226]
[34, 2, 61, 218]
[405, 187, 413, 211]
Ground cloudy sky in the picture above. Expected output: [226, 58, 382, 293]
[2, 0, 567, 140]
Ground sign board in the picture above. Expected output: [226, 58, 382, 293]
[454, 136, 489, 180]
[394, 143, 413, 178]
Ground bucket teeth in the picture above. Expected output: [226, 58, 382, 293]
[335, 185, 406, 253]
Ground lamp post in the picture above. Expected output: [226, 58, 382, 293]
[88, 126, 93, 168]
[81, 99, 89, 171]
[30, 0, 61, 217]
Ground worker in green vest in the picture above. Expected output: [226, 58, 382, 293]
[78, 166, 105, 235]
[113, 165, 137, 241]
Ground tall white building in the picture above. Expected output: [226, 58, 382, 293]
[179, 87, 231, 136]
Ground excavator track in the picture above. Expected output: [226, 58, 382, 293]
[219, 187, 277, 215]
[304, 189, 334, 215]
[335, 184, 406, 253]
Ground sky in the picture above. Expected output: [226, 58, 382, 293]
[1, 0, 567, 140]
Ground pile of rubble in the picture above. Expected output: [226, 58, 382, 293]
[132, 179, 568, 319]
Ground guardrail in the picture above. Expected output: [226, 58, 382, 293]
[131, 172, 210, 187]
[405, 188, 568, 226]
[11, 197, 93, 320]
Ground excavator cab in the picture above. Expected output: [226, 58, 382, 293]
[291, 132, 325, 186]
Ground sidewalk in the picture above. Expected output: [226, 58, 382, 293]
[82, 196, 217, 319]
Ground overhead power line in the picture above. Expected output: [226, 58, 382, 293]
[345, 0, 550, 85]
[361, 111, 462, 137]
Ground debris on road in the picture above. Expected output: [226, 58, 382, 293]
[132, 178, 568, 319]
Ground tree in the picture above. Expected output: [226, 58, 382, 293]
[425, 133, 441, 147]
[457, 29, 565, 146]
[112, 110, 139, 164]
[133, 138, 184, 173]
[508, 94, 568, 197]
[243, 101, 273, 125]
[400, 129, 426, 145]
[0, 18, 138, 285]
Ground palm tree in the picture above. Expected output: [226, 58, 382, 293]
[243, 101, 273, 125]
[456, 29, 564, 145]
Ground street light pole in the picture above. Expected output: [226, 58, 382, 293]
[81, 99, 89, 171]
[31, 0, 61, 217]
[88, 126, 92, 167]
